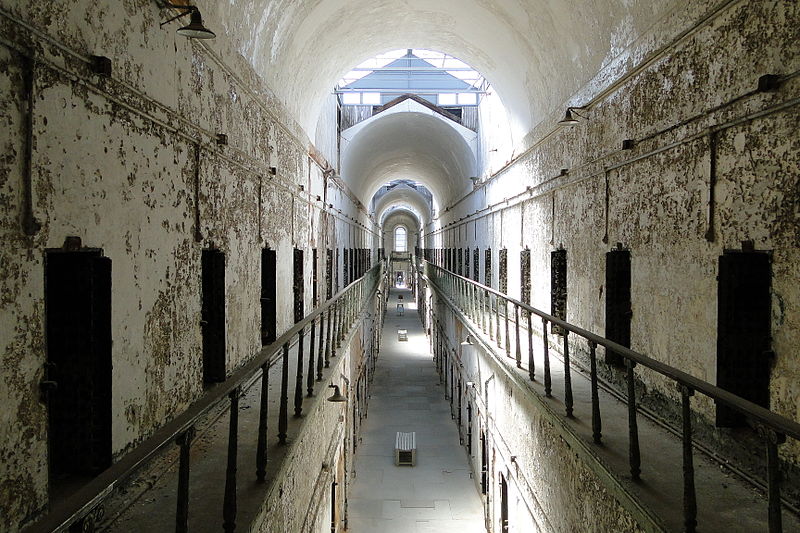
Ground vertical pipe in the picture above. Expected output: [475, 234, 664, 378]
[278, 343, 289, 444]
[563, 331, 573, 418]
[589, 341, 601, 444]
[256, 363, 269, 482]
[223, 388, 240, 533]
[514, 305, 521, 368]
[294, 329, 305, 417]
[542, 319, 551, 397]
[175, 426, 195, 533]
[21, 54, 41, 236]
[527, 310, 534, 381]
[681, 386, 697, 533]
[626, 360, 641, 480]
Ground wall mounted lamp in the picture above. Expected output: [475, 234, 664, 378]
[160, 3, 216, 40]
[558, 106, 589, 126]
[460, 334, 475, 346]
[326, 384, 347, 403]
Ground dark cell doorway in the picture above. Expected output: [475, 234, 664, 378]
[480, 430, 488, 495]
[261, 248, 277, 345]
[605, 248, 631, 366]
[716, 251, 771, 427]
[466, 403, 473, 455]
[484, 249, 492, 287]
[500, 473, 509, 533]
[312, 248, 319, 306]
[293, 248, 304, 323]
[326, 248, 334, 300]
[343, 248, 349, 287]
[202, 249, 226, 383]
[45, 250, 112, 494]
[550, 249, 567, 335]
[330, 481, 337, 533]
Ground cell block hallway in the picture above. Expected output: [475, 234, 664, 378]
[349, 287, 485, 533]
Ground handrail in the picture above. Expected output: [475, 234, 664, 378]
[421, 260, 800, 440]
[27, 261, 385, 533]
[419, 258, 798, 533]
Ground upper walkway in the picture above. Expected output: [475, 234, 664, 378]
[349, 287, 485, 533]
[422, 260, 800, 532]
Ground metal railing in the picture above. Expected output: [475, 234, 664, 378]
[419, 259, 800, 533]
[27, 262, 385, 533]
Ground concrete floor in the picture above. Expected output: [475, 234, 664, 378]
[348, 287, 486, 533]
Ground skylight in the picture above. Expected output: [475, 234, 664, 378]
[336, 49, 487, 107]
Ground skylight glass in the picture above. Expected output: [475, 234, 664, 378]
[336, 49, 486, 105]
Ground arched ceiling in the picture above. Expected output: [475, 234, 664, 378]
[215, 0, 682, 142]
[383, 209, 421, 232]
[373, 185, 432, 226]
[341, 112, 476, 206]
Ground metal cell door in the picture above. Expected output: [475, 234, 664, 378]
[202, 249, 226, 383]
[716, 252, 771, 427]
[45, 251, 112, 489]
[605, 248, 631, 366]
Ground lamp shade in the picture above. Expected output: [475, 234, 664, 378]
[177, 10, 216, 39]
[326, 384, 347, 403]
[558, 108, 579, 126]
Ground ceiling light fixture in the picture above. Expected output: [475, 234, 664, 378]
[558, 106, 588, 126]
[160, 3, 216, 40]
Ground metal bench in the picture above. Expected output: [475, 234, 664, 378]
[395, 431, 416, 466]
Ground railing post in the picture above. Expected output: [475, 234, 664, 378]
[470, 283, 477, 321]
[495, 294, 501, 345]
[526, 310, 534, 381]
[626, 359, 641, 480]
[332, 302, 340, 356]
[223, 387, 240, 533]
[589, 341, 601, 444]
[680, 385, 697, 533]
[316, 313, 325, 380]
[760, 425, 786, 533]
[563, 331, 573, 418]
[256, 362, 269, 482]
[175, 426, 195, 533]
[482, 289, 488, 334]
[504, 299, 511, 357]
[542, 318, 551, 397]
[325, 306, 333, 366]
[278, 343, 289, 444]
[294, 329, 305, 417]
[514, 304, 522, 368]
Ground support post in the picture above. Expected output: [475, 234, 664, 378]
[223, 388, 240, 533]
[589, 341, 601, 443]
[175, 426, 195, 533]
[256, 363, 269, 482]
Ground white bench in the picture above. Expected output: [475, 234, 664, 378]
[395, 431, 417, 466]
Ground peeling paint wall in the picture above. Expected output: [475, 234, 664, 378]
[0, 1, 376, 529]
[427, 0, 800, 469]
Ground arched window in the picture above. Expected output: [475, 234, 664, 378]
[394, 226, 407, 252]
